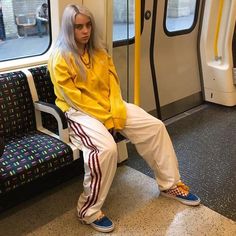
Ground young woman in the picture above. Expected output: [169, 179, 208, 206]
[48, 4, 200, 233]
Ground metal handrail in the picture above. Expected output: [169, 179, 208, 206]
[134, 0, 141, 105]
[214, 0, 224, 60]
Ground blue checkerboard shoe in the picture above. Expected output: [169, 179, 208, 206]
[90, 213, 114, 233]
[161, 181, 201, 206]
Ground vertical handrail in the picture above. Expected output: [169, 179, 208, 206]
[134, 0, 141, 105]
[126, 0, 130, 102]
[214, 0, 224, 60]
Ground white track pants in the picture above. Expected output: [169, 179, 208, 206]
[66, 103, 180, 223]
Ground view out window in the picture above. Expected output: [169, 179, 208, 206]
[0, 0, 50, 62]
[113, 0, 135, 42]
[165, 0, 197, 33]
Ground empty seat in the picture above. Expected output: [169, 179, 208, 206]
[0, 71, 73, 195]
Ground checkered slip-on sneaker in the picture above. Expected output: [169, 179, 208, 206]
[161, 181, 201, 206]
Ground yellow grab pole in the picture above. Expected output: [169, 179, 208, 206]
[214, 0, 224, 60]
[134, 0, 141, 105]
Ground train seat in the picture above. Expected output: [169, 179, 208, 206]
[27, 66, 81, 161]
[0, 71, 74, 195]
[28, 65, 128, 163]
[0, 133, 4, 157]
[28, 66, 58, 134]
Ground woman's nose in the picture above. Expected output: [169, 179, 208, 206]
[82, 26, 89, 33]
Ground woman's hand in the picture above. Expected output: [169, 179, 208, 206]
[108, 128, 117, 138]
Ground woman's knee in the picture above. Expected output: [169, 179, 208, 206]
[99, 137, 118, 160]
[152, 118, 168, 134]
[156, 119, 165, 128]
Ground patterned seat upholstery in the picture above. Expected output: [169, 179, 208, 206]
[0, 71, 73, 195]
[0, 136, 4, 157]
[29, 66, 58, 134]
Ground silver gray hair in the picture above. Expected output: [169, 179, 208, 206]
[51, 4, 105, 79]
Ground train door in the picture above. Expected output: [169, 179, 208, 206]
[113, 0, 204, 120]
[200, 1, 236, 106]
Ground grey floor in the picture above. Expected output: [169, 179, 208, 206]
[0, 166, 235, 236]
[0, 102, 236, 235]
[127, 103, 236, 221]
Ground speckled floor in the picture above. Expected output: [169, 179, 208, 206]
[0, 166, 235, 236]
[127, 103, 236, 221]
[1, 103, 236, 235]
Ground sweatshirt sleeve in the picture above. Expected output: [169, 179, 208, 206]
[108, 55, 127, 130]
[49, 53, 114, 129]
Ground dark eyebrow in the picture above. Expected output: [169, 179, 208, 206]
[74, 21, 92, 29]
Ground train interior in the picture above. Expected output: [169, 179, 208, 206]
[0, 0, 236, 235]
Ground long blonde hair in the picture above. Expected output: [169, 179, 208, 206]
[50, 4, 105, 79]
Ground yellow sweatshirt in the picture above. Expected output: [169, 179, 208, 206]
[48, 49, 127, 130]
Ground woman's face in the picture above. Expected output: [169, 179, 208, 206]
[74, 13, 92, 49]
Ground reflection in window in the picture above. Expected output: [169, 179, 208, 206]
[0, 0, 50, 62]
[165, 0, 197, 32]
[113, 0, 135, 42]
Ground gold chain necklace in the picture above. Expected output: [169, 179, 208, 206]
[80, 53, 91, 68]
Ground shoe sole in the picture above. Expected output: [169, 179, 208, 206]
[161, 192, 201, 206]
[90, 222, 115, 233]
[79, 218, 115, 233]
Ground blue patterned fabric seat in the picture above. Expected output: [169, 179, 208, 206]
[0, 71, 73, 195]
[0, 136, 4, 157]
[29, 66, 58, 134]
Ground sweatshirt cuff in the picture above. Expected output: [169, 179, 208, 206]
[104, 117, 114, 130]
[113, 118, 126, 130]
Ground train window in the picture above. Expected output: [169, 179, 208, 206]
[113, 0, 135, 43]
[0, 0, 50, 62]
[164, 0, 199, 36]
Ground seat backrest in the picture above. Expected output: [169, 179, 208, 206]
[29, 66, 56, 103]
[0, 71, 36, 141]
[29, 66, 58, 134]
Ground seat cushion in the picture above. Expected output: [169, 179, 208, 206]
[0, 131, 73, 194]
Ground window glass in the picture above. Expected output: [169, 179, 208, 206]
[165, 0, 197, 32]
[113, 0, 135, 42]
[0, 0, 50, 62]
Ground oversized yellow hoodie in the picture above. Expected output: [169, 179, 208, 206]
[48, 49, 127, 130]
